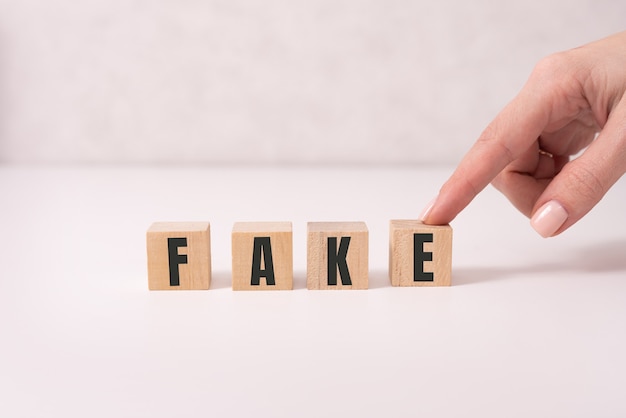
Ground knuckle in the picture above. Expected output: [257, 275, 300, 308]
[532, 51, 576, 81]
[529, 51, 583, 95]
[563, 162, 606, 203]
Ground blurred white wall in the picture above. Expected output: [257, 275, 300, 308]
[0, 0, 624, 164]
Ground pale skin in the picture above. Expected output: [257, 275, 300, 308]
[420, 30, 626, 238]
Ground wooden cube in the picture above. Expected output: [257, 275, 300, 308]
[232, 222, 293, 291]
[146, 222, 211, 290]
[389, 220, 452, 287]
[307, 222, 368, 290]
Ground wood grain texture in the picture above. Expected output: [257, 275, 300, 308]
[146, 222, 211, 290]
[232, 222, 293, 290]
[389, 220, 452, 287]
[307, 222, 368, 290]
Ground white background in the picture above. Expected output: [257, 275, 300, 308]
[1, 0, 625, 164]
[2, 3, 626, 417]
[1, 166, 626, 417]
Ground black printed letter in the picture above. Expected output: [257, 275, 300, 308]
[168, 237, 188, 286]
[414, 233, 434, 281]
[328, 237, 351, 285]
[251, 237, 276, 286]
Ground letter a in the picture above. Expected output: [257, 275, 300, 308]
[251, 237, 276, 286]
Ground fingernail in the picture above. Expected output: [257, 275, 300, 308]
[419, 196, 438, 222]
[530, 200, 569, 238]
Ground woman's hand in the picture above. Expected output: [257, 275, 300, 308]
[420, 31, 626, 237]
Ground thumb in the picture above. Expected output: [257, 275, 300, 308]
[530, 99, 626, 238]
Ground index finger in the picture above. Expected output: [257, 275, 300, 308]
[422, 88, 551, 225]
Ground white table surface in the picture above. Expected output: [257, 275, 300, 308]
[1, 164, 626, 418]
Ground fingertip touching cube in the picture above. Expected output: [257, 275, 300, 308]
[389, 220, 452, 287]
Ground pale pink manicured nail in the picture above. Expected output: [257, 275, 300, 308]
[530, 200, 569, 238]
[419, 196, 438, 222]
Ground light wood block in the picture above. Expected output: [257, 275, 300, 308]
[307, 222, 368, 290]
[389, 220, 452, 287]
[232, 222, 293, 290]
[146, 222, 211, 290]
